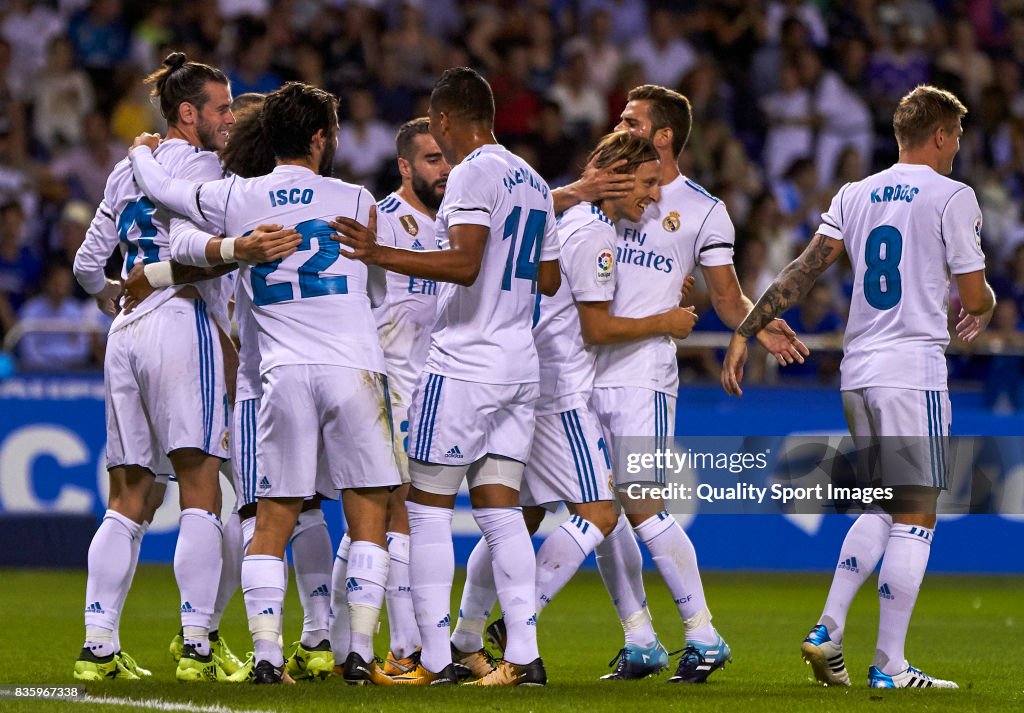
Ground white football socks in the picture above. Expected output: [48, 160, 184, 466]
[242, 554, 286, 666]
[535, 515, 605, 613]
[408, 501, 455, 673]
[450, 537, 496, 653]
[875, 524, 933, 675]
[111, 518, 148, 652]
[84, 510, 140, 657]
[345, 540, 390, 661]
[473, 507, 538, 665]
[819, 510, 892, 642]
[175, 509, 223, 656]
[210, 511, 242, 633]
[329, 534, 351, 660]
[595, 514, 656, 647]
[291, 509, 333, 647]
[634, 512, 715, 645]
[385, 531, 420, 658]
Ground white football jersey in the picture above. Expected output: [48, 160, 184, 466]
[233, 275, 261, 401]
[424, 143, 558, 384]
[373, 191, 441, 401]
[534, 202, 616, 415]
[817, 163, 987, 390]
[130, 148, 385, 376]
[594, 175, 735, 394]
[73, 139, 230, 334]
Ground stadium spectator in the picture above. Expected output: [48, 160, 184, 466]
[1, 1, 63, 82]
[491, 43, 541, 143]
[779, 283, 844, 381]
[765, 0, 829, 47]
[32, 36, 96, 153]
[761, 63, 813, 180]
[563, 9, 621, 94]
[16, 262, 91, 371]
[67, 0, 131, 105]
[0, 200, 40, 337]
[547, 48, 606, 145]
[628, 8, 697, 90]
[335, 87, 394, 195]
[48, 111, 126, 209]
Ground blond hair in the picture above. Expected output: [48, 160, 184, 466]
[587, 131, 659, 174]
[893, 85, 967, 150]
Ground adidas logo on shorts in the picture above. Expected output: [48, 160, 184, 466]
[258, 476, 271, 490]
[445, 445, 463, 459]
[878, 583, 895, 600]
[437, 613, 450, 628]
[311, 584, 330, 598]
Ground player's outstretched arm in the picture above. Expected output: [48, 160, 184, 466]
[551, 158, 633, 214]
[722, 233, 842, 396]
[121, 261, 237, 313]
[333, 205, 486, 286]
[704, 262, 809, 366]
[576, 300, 698, 345]
[954, 269, 996, 343]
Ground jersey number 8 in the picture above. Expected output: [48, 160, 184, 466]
[864, 225, 902, 310]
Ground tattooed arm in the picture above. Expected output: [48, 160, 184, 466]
[722, 234, 845, 396]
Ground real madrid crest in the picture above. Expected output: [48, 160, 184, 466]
[662, 211, 681, 232]
[400, 215, 419, 236]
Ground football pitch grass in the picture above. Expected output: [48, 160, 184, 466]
[2, 566, 1021, 712]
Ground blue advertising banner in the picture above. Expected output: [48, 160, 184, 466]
[1, 377, 1021, 572]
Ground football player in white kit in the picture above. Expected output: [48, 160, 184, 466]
[335, 67, 559, 686]
[125, 97, 339, 683]
[722, 85, 994, 689]
[127, 82, 402, 685]
[593, 84, 808, 683]
[450, 131, 703, 663]
[330, 117, 448, 676]
[72, 53, 240, 683]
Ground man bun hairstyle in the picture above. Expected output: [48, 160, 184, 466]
[430, 67, 495, 125]
[893, 84, 967, 151]
[626, 84, 693, 158]
[587, 131, 659, 174]
[144, 51, 229, 124]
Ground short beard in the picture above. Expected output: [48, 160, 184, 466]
[318, 149, 334, 177]
[411, 173, 443, 210]
[196, 118, 222, 152]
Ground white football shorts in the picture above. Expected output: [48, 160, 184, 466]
[590, 386, 676, 486]
[255, 364, 401, 498]
[842, 387, 951, 489]
[520, 406, 614, 508]
[406, 373, 538, 466]
[104, 298, 229, 474]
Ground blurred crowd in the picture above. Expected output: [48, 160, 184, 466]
[0, 0, 1022, 404]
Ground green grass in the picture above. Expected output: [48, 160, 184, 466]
[2, 566, 1021, 712]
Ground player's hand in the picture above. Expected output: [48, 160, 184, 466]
[95, 278, 123, 317]
[755, 318, 809, 366]
[131, 132, 160, 152]
[333, 205, 381, 265]
[956, 307, 992, 343]
[722, 332, 749, 397]
[679, 274, 696, 304]
[664, 305, 699, 339]
[122, 263, 155, 314]
[235, 224, 302, 263]
[577, 157, 634, 203]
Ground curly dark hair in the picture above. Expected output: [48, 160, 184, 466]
[261, 82, 339, 162]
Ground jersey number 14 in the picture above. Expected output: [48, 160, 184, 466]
[501, 206, 545, 292]
[864, 225, 902, 310]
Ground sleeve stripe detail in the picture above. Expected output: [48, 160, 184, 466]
[450, 207, 489, 213]
[99, 207, 115, 222]
[195, 186, 208, 223]
[939, 185, 970, 247]
[221, 176, 239, 236]
[699, 242, 733, 254]
[821, 217, 840, 231]
[693, 202, 720, 265]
